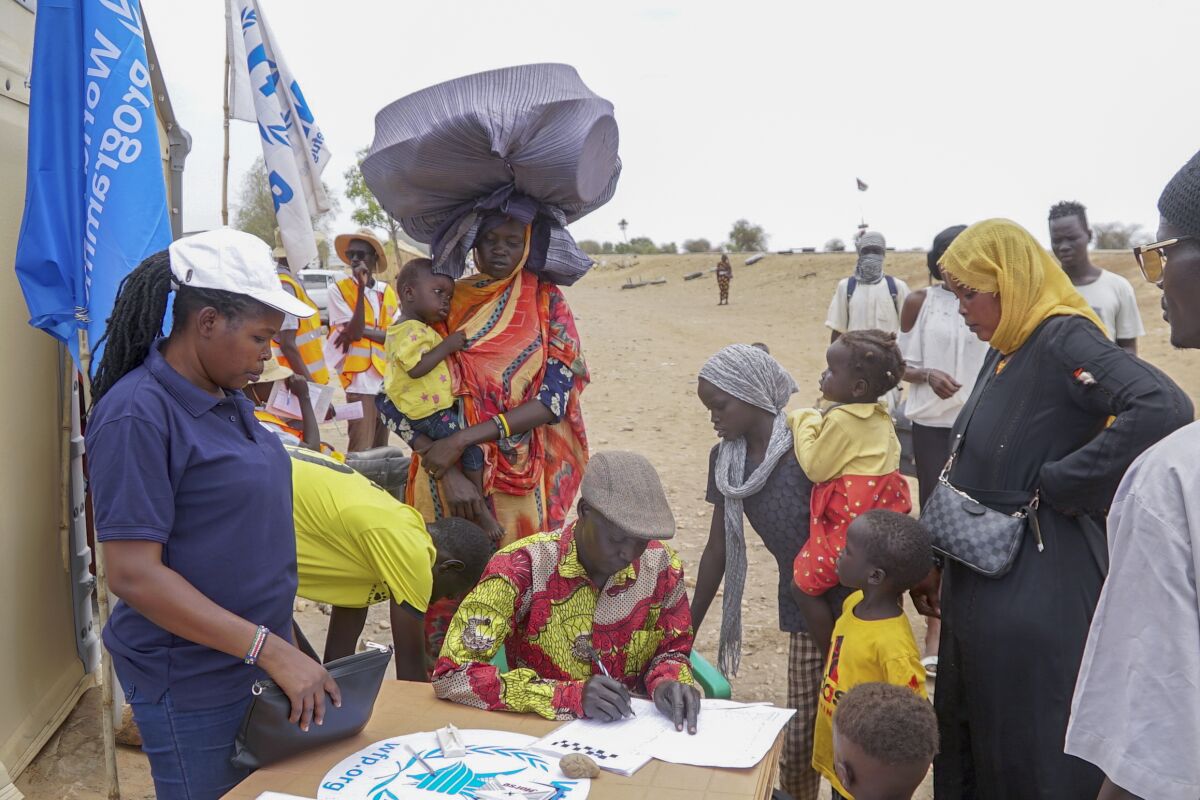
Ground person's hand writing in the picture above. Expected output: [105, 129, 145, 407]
[653, 680, 700, 734]
[438, 468, 486, 522]
[909, 567, 942, 618]
[583, 676, 633, 722]
[444, 330, 468, 352]
[421, 434, 466, 479]
[927, 369, 963, 400]
[258, 634, 341, 732]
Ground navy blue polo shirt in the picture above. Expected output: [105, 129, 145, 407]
[86, 340, 297, 710]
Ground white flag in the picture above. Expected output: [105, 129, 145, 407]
[226, 0, 330, 270]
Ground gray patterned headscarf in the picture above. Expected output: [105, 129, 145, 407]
[854, 231, 887, 284]
[699, 344, 798, 677]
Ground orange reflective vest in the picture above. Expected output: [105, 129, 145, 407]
[335, 277, 397, 390]
[253, 409, 344, 462]
[272, 272, 330, 385]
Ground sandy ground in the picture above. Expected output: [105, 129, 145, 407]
[19, 249, 1196, 799]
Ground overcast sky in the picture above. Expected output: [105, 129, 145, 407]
[143, 0, 1200, 253]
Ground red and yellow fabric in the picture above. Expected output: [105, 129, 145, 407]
[335, 277, 399, 390]
[431, 522, 695, 721]
[253, 409, 345, 462]
[794, 472, 912, 594]
[272, 272, 330, 385]
[406, 226, 590, 545]
[789, 403, 912, 595]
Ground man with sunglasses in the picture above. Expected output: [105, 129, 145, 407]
[330, 228, 399, 452]
[1049, 201, 1145, 355]
[1066, 151, 1200, 800]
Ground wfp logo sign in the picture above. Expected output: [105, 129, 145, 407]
[316, 731, 590, 800]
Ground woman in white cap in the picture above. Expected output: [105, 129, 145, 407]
[87, 229, 340, 799]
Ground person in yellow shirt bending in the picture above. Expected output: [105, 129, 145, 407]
[813, 509, 932, 799]
[289, 445, 495, 681]
[377, 259, 503, 542]
[788, 329, 913, 649]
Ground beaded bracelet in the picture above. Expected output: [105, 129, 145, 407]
[244, 625, 269, 665]
[494, 413, 512, 439]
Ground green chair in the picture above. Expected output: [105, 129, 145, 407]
[489, 646, 731, 699]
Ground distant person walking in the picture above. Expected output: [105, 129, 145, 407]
[716, 254, 732, 305]
[826, 231, 910, 344]
[1048, 201, 1145, 354]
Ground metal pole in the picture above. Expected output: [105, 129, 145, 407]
[221, 1, 232, 226]
[79, 330, 120, 800]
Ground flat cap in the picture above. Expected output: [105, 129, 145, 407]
[579, 451, 675, 540]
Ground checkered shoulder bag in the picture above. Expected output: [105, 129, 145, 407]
[919, 357, 1042, 578]
[921, 452, 1040, 577]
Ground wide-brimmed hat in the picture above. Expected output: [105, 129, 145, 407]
[335, 228, 388, 272]
[169, 228, 315, 319]
[580, 451, 675, 540]
[254, 358, 293, 384]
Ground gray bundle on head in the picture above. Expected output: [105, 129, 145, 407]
[698, 344, 799, 677]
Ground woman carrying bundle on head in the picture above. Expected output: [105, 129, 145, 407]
[789, 329, 913, 651]
[361, 64, 617, 661]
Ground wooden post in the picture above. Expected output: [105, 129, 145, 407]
[221, 1, 232, 226]
[79, 331, 120, 800]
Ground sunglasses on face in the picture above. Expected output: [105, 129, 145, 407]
[1132, 235, 1199, 282]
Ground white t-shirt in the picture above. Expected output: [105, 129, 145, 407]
[825, 276, 910, 335]
[899, 285, 989, 428]
[1065, 421, 1200, 800]
[327, 281, 395, 395]
[1073, 269, 1145, 342]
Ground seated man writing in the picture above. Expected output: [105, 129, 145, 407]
[288, 446, 494, 680]
[432, 451, 701, 733]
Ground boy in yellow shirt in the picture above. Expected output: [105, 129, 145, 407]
[813, 510, 932, 799]
[377, 259, 501, 540]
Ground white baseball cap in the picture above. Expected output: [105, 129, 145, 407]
[168, 228, 315, 319]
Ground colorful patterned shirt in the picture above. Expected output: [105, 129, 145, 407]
[432, 522, 695, 720]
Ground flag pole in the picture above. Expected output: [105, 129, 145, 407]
[78, 330, 121, 800]
[221, 1, 232, 226]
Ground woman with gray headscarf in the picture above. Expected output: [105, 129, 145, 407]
[693, 343, 849, 800]
[825, 230, 910, 344]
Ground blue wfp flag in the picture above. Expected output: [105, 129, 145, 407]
[14, 0, 171, 372]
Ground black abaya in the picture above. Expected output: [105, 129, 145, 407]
[933, 316, 1192, 799]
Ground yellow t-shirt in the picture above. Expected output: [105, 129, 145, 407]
[813, 591, 929, 796]
[384, 319, 455, 419]
[289, 447, 436, 610]
[789, 402, 901, 483]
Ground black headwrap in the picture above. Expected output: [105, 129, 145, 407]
[1158, 150, 1200, 237]
[928, 225, 968, 280]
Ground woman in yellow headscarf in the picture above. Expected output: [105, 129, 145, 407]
[908, 219, 1192, 799]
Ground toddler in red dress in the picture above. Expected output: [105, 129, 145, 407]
[790, 329, 913, 649]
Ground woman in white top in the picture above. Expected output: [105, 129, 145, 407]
[899, 225, 989, 673]
[899, 225, 989, 504]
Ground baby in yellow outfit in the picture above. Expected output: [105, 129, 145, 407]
[377, 260, 499, 537]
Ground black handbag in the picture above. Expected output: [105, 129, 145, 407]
[919, 356, 1042, 578]
[230, 643, 392, 770]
